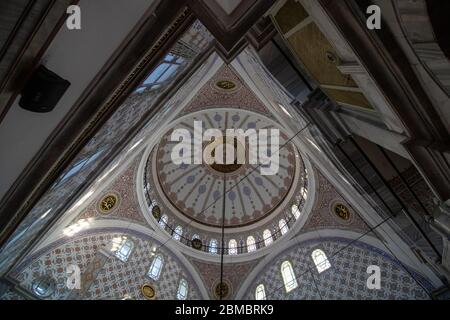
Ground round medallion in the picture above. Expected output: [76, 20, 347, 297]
[191, 238, 203, 250]
[214, 281, 230, 299]
[152, 205, 161, 220]
[215, 80, 236, 91]
[98, 193, 119, 214]
[141, 284, 156, 300]
[333, 203, 351, 221]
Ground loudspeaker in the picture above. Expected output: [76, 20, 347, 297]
[19, 65, 70, 113]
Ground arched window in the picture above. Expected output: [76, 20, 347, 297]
[263, 229, 273, 246]
[255, 284, 266, 300]
[173, 225, 183, 241]
[176, 279, 189, 300]
[148, 254, 164, 280]
[159, 214, 168, 228]
[209, 239, 218, 254]
[115, 238, 134, 262]
[281, 261, 298, 292]
[247, 236, 256, 253]
[192, 234, 200, 240]
[312, 249, 331, 273]
[291, 204, 301, 220]
[279, 219, 288, 235]
[228, 239, 237, 255]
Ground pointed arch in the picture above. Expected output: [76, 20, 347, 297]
[228, 239, 237, 255]
[255, 284, 266, 300]
[291, 204, 300, 220]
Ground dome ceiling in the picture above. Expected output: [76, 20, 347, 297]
[149, 108, 299, 229]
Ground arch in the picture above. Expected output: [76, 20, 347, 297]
[235, 230, 440, 299]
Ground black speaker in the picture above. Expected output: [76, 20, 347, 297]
[19, 65, 70, 113]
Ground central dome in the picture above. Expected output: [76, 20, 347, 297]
[149, 108, 299, 228]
